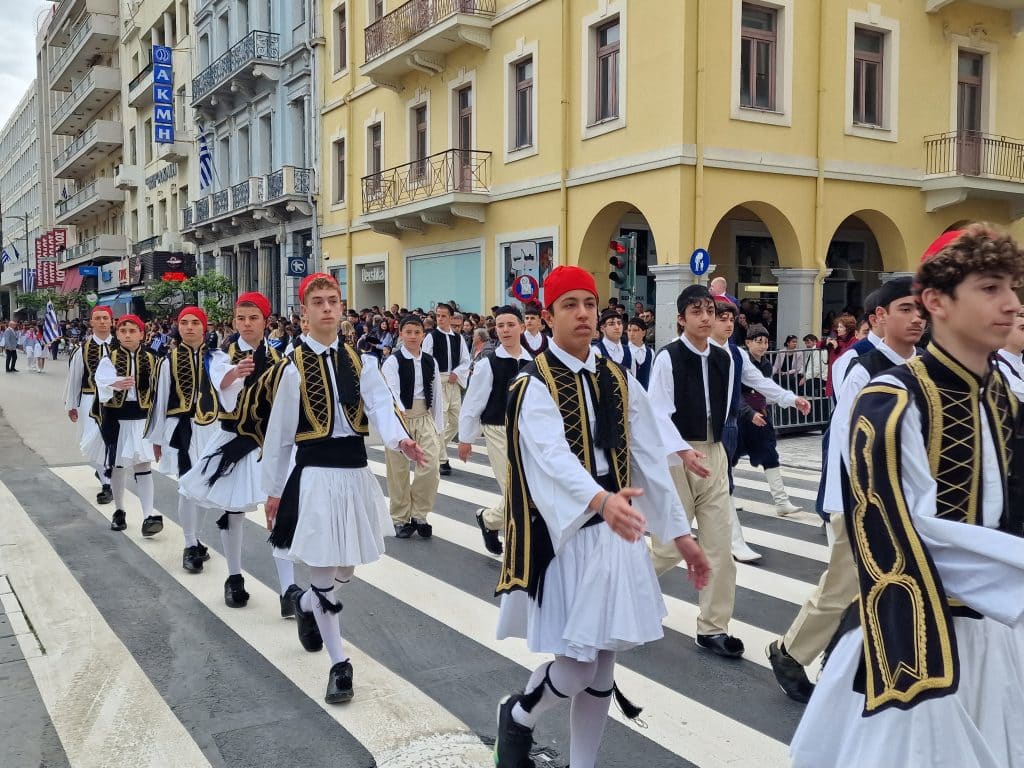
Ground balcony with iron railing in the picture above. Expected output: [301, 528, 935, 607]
[53, 120, 122, 180]
[360, 148, 490, 235]
[49, 11, 119, 91]
[192, 31, 281, 110]
[54, 177, 125, 227]
[361, 0, 495, 89]
[182, 166, 315, 234]
[59, 234, 127, 267]
[922, 131, 1024, 212]
[127, 61, 154, 108]
[47, 0, 118, 46]
[51, 66, 121, 137]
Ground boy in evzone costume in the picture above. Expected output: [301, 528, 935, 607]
[263, 273, 425, 704]
[178, 292, 283, 609]
[521, 303, 549, 357]
[457, 305, 533, 556]
[95, 315, 159, 534]
[65, 305, 116, 505]
[421, 302, 470, 476]
[767, 277, 923, 704]
[791, 225, 1024, 768]
[149, 306, 221, 574]
[492, 266, 709, 768]
[381, 315, 445, 539]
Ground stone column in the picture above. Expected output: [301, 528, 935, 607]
[878, 271, 915, 283]
[649, 264, 688, 349]
[771, 268, 824, 349]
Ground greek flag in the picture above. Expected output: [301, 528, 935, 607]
[198, 131, 214, 192]
[1, 248, 10, 265]
[21, 267, 35, 293]
[43, 301, 60, 344]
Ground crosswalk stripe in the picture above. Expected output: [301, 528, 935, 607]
[0, 476, 212, 768]
[51, 465, 496, 764]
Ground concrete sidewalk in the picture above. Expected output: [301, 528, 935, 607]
[775, 432, 824, 472]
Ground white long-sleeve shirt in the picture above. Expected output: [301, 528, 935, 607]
[515, 339, 690, 552]
[95, 354, 139, 404]
[381, 346, 445, 435]
[422, 328, 471, 387]
[64, 334, 113, 409]
[458, 345, 533, 443]
[261, 336, 409, 498]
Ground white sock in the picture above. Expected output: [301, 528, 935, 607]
[220, 513, 244, 576]
[305, 567, 348, 667]
[179, 496, 199, 547]
[133, 464, 154, 517]
[569, 651, 617, 768]
[273, 548, 295, 595]
[110, 466, 127, 509]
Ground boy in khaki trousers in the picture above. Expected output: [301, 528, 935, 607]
[382, 315, 445, 538]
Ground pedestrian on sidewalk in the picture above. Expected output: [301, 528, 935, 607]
[3, 321, 17, 372]
[492, 265, 708, 768]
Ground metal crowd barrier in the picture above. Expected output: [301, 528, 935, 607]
[763, 348, 832, 434]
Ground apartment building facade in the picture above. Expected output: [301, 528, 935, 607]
[180, 0, 319, 313]
[319, 0, 1024, 345]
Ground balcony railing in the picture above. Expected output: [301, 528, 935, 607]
[53, 72, 98, 125]
[361, 149, 490, 213]
[128, 61, 153, 93]
[54, 123, 98, 167]
[55, 183, 98, 217]
[924, 131, 1024, 183]
[183, 206, 193, 229]
[132, 236, 160, 255]
[365, 0, 496, 61]
[192, 31, 280, 104]
[50, 15, 94, 77]
[185, 168, 311, 230]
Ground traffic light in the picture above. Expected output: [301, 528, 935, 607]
[609, 237, 629, 286]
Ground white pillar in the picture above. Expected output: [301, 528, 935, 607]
[771, 268, 824, 349]
[649, 264, 687, 349]
[879, 271, 915, 283]
[164, 12, 174, 47]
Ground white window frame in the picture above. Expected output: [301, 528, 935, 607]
[330, 130, 347, 210]
[581, 2, 627, 141]
[363, 109, 386, 204]
[331, 0, 348, 78]
[503, 39, 539, 163]
[948, 36, 998, 136]
[730, 0, 793, 127]
[406, 88, 431, 176]
[447, 69, 478, 153]
[845, 8, 899, 142]
[493, 225, 559, 303]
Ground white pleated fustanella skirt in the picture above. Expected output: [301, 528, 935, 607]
[496, 521, 668, 664]
[178, 428, 262, 512]
[106, 419, 156, 466]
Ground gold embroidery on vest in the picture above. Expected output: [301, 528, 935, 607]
[294, 347, 334, 442]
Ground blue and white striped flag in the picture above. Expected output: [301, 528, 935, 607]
[198, 131, 214, 192]
[1, 248, 10, 265]
[21, 267, 35, 293]
[43, 301, 60, 344]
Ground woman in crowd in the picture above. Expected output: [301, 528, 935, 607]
[821, 313, 857, 400]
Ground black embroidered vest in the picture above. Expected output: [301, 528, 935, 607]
[165, 345, 219, 425]
[496, 350, 631, 603]
[521, 331, 549, 357]
[843, 342, 1019, 716]
[429, 329, 461, 372]
[104, 347, 156, 410]
[663, 339, 730, 443]
[595, 339, 632, 371]
[396, 351, 436, 411]
[79, 337, 111, 394]
[218, 342, 283, 424]
[292, 342, 368, 443]
[480, 353, 530, 426]
[853, 347, 902, 380]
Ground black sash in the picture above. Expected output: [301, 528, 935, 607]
[100, 401, 145, 472]
[267, 437, 368, 550]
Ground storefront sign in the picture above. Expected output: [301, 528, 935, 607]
[360, 263, 385, 283]
[153, 45, 175, 144]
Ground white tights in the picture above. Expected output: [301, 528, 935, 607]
[299, 565, 351, 666]
[178, 496, 207, 547]
[110, 463, 154, 516]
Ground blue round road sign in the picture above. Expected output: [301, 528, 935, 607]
[512, 274, 539, 302]
[690, 248, 710, 276]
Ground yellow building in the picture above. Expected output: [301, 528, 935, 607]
[319, 0, 1024, 344]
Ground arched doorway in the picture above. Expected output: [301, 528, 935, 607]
[577, 202, 659, 312]
[823, 212, 904, 321]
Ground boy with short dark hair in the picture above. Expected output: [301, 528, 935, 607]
[626, 316, 652, 389]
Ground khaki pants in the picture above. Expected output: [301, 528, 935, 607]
[386, 400, 440, 524]
[440, 379, 462, 448]
[650, 441, 736, 636]
[782, 513, 858, 666]
[480, 423, 508, 532]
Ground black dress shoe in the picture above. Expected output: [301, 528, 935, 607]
[494, 693, 535, 768]
[439, 461, 452, 476]
[325, 660, 354, 704]
[110, 509, 127, 531]
[414, 518, 433, 539]
[476, 510, 503, 555]
[294, 590, 324, 652]
[96, 485, 113, 505]
[182, 546, 204, 574]
[141, 515, 163, 537]
[280, 584, 303, 619]
[224, 574, 250, 608]
[695, 633, 745, 658]
[767, 640, 814, 703]
[394, 522, 417, 539]
[195, 540, 211, 562]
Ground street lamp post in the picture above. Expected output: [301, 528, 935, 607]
[0, 197, 34, 321]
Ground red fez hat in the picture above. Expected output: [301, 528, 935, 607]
[298, 272, 338, 303]
[543, 265, 597, 307]
[91, 305, 114, 317]
[116, 314, 145, 331]
[922, 230, 965, 264]
[236, 291, 271, 319]
[178, 305, 208, 331]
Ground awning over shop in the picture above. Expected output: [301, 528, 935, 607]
[60, 269, 84, 293]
